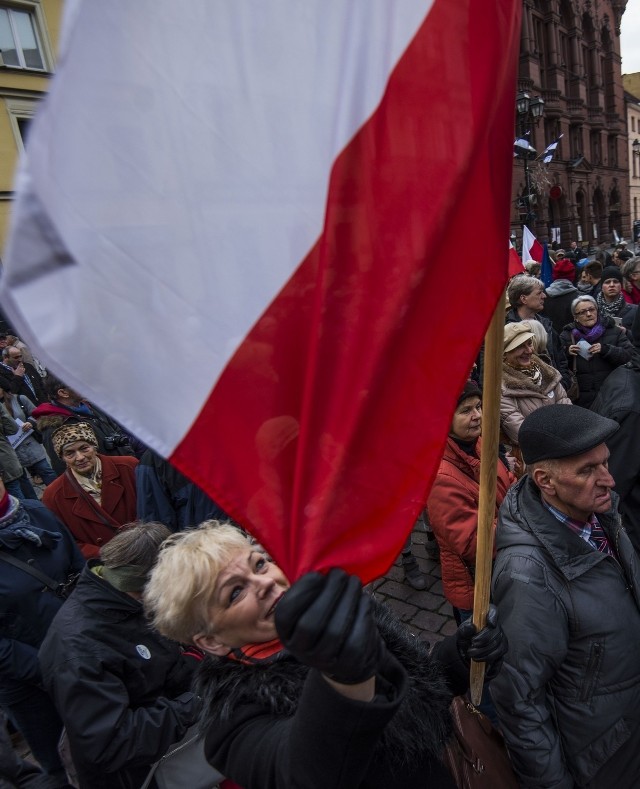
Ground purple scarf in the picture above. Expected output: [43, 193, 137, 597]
[571, 321, 606, 343]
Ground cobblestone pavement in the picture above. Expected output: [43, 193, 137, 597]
[369, 525, 456, 645]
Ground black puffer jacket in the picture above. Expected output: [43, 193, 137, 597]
[491, 478, 640, 789]
[197, 601, 471, 789]
[38, 565, 200, 789]
[559, 316, 635, 408]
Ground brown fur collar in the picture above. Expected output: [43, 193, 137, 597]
[502, 354, 561, 395]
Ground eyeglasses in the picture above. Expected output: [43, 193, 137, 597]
[574, 307, 597, 317]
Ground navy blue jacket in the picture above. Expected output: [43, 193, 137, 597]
[0, 500, 84, 703]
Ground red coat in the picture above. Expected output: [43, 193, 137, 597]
[42, 454, 139, 559]
[427, 437, 513, 610]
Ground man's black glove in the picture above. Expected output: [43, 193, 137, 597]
[275, 568, 382, 684]
[456, 604, 508, 680]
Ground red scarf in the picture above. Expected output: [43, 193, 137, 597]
[227, 638, 284, 665]
[0, 490, 10, 518]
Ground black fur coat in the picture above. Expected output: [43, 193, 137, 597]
[196, 601, 463, 788]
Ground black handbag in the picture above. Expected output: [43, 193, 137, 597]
[565, 355, 580, 402]
[0, 550, 79, 599]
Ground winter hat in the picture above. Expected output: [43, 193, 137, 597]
[51, 421, 98, 457]
[519, 405, 619, 465]
[552, 258, 576, 282]
[504, 322, 535, 353]
[576, 257, 590, 269]
[457, 379, 481, 408]
[600, 266, 623, 284]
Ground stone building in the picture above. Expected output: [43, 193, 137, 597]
[512, 0, 630, 249]
[623, 76, 640, 246]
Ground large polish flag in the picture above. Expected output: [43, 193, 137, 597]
[1, 0, 521, 582]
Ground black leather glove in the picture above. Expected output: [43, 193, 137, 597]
[275, 568, 382, 684]
[456, 604, 508, 680]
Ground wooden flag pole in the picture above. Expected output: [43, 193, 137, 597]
[469, 289, 506, 705]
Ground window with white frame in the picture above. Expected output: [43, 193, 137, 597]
[5, 96, 37, 152]
[0, 5, 47, 70]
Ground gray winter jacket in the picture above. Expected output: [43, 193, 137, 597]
[5, 395, 48, 467]
[0, 404, 23, 482]
[491, 478, 640, 789]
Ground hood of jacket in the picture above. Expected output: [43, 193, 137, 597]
[440, 436, 481, 482]
[195, 600, 453, 767]
[546, 279, 578, 297]
[70, 563, 143, 623]
[496, 476, 621, 581]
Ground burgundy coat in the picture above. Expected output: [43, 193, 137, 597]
[42, 454, 138, 559]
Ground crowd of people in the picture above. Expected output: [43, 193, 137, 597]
[2, 242, 640, 789]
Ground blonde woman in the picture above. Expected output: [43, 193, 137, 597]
[145, 522, 507, 789]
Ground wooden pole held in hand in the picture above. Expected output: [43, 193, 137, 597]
[469, 290, 506, 705]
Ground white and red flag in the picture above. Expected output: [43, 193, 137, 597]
[522, 225, 544, 264]
[509, 241, 526, 278]
[0, 0, 521, 582]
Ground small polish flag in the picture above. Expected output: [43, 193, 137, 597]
[522, 225, 544, 264]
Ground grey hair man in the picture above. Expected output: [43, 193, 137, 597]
[491, 404, 640, 789]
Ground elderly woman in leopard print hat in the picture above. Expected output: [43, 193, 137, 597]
[42, 421, 138, 558]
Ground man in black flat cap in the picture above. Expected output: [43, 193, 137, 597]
[490, 404, 640, 789]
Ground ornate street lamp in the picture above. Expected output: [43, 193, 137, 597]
[515, 92, 545, 229]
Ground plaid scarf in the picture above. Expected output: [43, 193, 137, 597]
[596, 292, 625, 322]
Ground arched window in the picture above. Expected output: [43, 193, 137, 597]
[576, 189, 588, 243]
[593, 187, 607, 240]
[558, 0, 575, 97]
[582, 13, 598, 106]
[601, 25, 615, 114]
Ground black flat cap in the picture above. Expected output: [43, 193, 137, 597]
[519, 404, 619, 464]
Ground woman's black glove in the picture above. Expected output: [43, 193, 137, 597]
[275, 568, 383, 684]
[456, 604, 508, 680]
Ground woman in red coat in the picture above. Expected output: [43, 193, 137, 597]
[427, 381, 514, 623]
[42, 421, 138, 558]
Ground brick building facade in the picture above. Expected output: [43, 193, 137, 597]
[512, 0, 629, 249]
